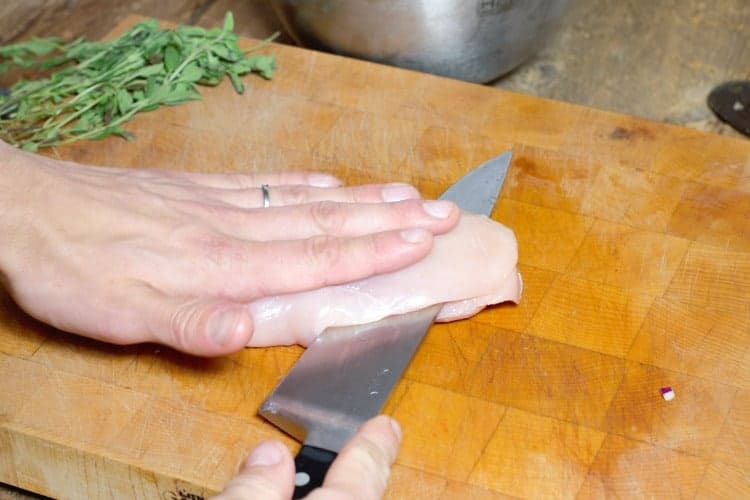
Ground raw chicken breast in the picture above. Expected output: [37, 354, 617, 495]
[247, 212, 522, 346]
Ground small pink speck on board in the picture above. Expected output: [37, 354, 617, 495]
[660, 386, 675, 401]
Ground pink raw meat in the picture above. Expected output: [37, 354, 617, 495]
[247, 212, 522, 346]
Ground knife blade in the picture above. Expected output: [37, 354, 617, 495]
[259, 150, 512, 498]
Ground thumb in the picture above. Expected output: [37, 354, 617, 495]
[213, 440, 296, 500]
[153, 297, 255, 356]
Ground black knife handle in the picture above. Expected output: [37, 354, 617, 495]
[293, 445, 337, 498]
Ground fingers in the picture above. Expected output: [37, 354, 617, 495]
[134, 230, 424, 353]
[246, 183, 420, 208]
[162, 210, 453, 301]
[186, 199, 459, 242]
[307, 415, 402, 500]
[194, 228, 435, 300]
[125, 202, 457, 353]
[172, 182, 421, 210]
[214, 416, 402, 500]
[254, 199, 457, 240]
[213, 440, 296, 500]
[170, 170, 342, 189]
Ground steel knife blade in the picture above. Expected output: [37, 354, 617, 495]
[259, 150, 512, 498]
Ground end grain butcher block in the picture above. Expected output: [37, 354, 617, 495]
[1, 15, 749, 499]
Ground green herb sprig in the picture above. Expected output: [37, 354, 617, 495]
[0, 12, 277, 151]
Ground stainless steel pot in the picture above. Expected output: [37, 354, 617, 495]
[271, 0, 571, 83]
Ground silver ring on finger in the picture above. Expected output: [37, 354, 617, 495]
[261, 184, 271, 208]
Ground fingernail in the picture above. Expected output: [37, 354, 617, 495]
[247, 441, 284, 467]
[400, 228, 429, 244]
[208, 308, 240, 346]
[388, 417, 403, 442]
[382, 183, 419, 202]
[422, 200, 453, 219]
[308, 173, 341, 188]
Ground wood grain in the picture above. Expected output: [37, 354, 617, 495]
[0, 15, 749, 499]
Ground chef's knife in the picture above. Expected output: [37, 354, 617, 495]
[259, 151, 512, 498]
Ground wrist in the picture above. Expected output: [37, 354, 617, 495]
[0, 141, 40, 281]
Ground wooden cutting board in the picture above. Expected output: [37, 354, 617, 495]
[1, 16, 748, 499]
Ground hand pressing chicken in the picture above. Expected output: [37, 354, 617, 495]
[0, 139, 460, 356]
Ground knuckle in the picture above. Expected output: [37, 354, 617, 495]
[281, 185, 309, 206]
[168, 302, 196, 352]
[349, 185, 377, 203]
[355, 438, 392, 473]
[388, 199, 422, 221]
[368, 231, 391, 259]
[304, 235, 343, 282]
[202, 238, 235, 266]
[310, 201, 347, 234]
[369, 199, 422, 229]
[182, 229, 242, 269]
[352, 234, 380, 277]
[346, 439, 392, 499]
